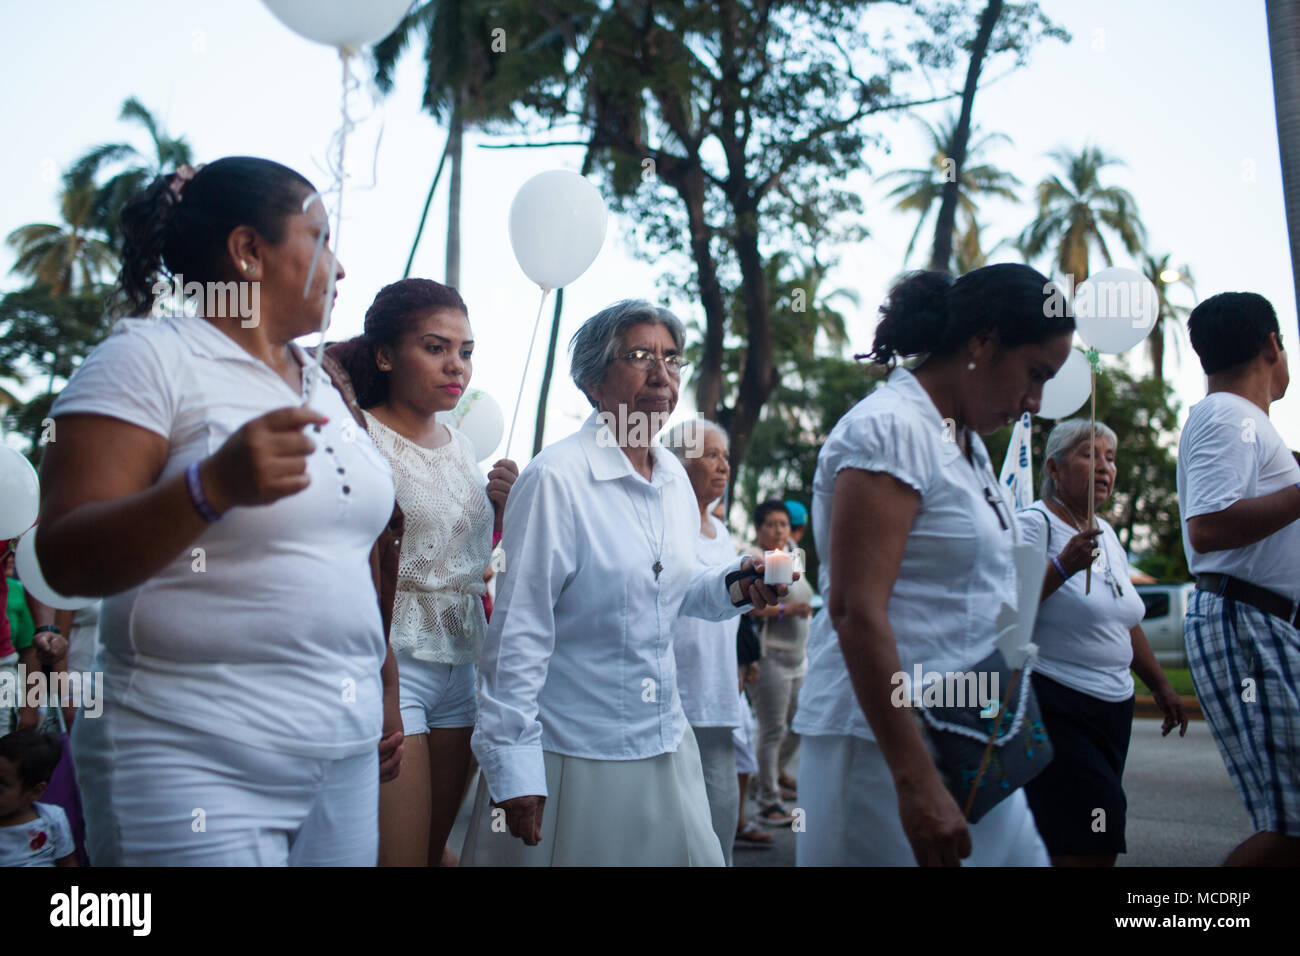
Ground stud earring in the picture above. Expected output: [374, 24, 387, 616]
[967, 361, 976, 370]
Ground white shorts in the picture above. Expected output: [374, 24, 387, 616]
[796, 733, 1049, 867]
[396, 650, 477, 735]
[72, 700, 378, 866]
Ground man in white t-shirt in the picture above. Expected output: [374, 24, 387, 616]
[1177, 291, 1300, 866]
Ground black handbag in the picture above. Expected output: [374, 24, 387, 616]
[917, 648, 1053, 823]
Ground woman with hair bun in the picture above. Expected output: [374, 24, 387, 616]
[37, 156, 403, 865]
[328, 280, 518, 867]
[794, 263, 1074, 867]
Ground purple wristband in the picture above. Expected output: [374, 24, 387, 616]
[186, 462, 223, 523]
[1051, 555, 1068, 580]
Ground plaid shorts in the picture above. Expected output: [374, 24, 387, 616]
[1185, 589, 1300, 835]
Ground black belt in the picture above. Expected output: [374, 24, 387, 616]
[1196, 573, 1300, 628]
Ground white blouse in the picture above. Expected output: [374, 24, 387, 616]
[49, 315, 394, 759]
[364, 412, 491, 665]
[1017, 504, 1146, 701]
[793, 366, 1017, 742]
[472, 411, 748, 803]
[674, 516, 743, 728]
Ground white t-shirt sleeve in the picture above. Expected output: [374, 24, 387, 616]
[1016, 506, 1053, 555]
[49, 320, 177, 439]
[829, 407, 933, 495]
[39, 803, 74, 861]
[1181, 405, 1257, 518]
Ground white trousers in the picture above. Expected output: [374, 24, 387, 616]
[796, 733, 1049, 867]
[73, 701, 378, 866]
[693, 724, 739, 866]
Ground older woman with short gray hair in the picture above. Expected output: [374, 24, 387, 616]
[663, 417, 744, 863]
[1017, 418, 1187, 867]
[463, 300, 790, 866]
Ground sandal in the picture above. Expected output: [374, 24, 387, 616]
[734, 820, 774, 846]
[757, 803, 795, 827]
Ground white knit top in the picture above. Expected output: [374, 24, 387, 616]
[364, 411, 493, 665]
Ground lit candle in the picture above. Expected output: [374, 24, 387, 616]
[764, 549, 794, 586]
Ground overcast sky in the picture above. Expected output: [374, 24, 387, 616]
[2, 0, 1296, 462]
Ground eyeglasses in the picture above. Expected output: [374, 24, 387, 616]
[617, 348, 690, 376]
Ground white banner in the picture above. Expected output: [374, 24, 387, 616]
[999, 413, 1034, 512]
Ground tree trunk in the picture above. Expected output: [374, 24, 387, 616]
[1149, 314, 1166, 381]
[726, 190, 775, 472]
[445, 99, 464, 289]
[679, 169, 728, 421]
[532, 287, 564, 457]
[1267, 0, 1300, 342]
[929, 0, 1003, 273]
[403, 135, 452, 278]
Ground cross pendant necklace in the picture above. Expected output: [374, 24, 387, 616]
[622, 482, 666, 581]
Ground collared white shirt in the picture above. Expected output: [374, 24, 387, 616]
[794, 366, 1017, 741]
[675, 515, 743, 728]
[50, 314, 394, 758]
[473, 411, 747, 802]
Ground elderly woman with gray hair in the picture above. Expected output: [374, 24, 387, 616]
[662, 418, 744, 864]
[1017, 418, 1188, 867]
[462, 301, 790, 866]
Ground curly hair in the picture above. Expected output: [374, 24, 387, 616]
[116, 156, 315, 317]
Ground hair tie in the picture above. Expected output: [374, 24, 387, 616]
[167, 163, 205, 202]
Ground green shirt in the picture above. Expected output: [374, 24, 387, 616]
[7, 578, 34, 651]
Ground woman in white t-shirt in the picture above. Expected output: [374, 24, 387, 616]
[795, 265, 1072, 867]
[329, 279, 518, 867]
[37, 157, 402, 865]
[1018, 418, 1187, 867]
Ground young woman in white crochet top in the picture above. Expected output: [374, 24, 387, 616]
[331, 279, 517, 866]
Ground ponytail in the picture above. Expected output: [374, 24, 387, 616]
[867, 263, 1068, 367]
[114, 156, 315, 318]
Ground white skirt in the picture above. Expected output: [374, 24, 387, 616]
[462, 725, 724, 866]
[796, 733, 1049, 867]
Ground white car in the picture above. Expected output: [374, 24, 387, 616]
[1135, 583, 1196, 669]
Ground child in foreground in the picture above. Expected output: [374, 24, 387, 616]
[0, 730, 78, 866]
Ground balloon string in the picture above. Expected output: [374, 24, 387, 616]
[304, 48, 357, 405]
[504, 287, 551, 459]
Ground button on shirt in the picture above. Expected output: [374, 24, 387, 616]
[49, 315, 395, 759]
[473, 411, 748, 802]
[794, 366, 1017, 741]
[1178, 391, 1300, 604]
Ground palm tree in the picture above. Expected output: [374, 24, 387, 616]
[5, 177, 117, 295]
[67, 97, 192, 247]
[880, 113, 1021, 269]
[1141, 253, 1196, 381]
[373, 1, 566, 286]
[1017, 145, 1145, 283]
[1267, 0, 1300, 339]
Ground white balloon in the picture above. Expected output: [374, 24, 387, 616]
[0, 446, 39, 539]
[508, 170, 608, 290]
[261, 0, 412, 50]
[437, 390, 505, 463]
[1037, 347, 1093, 419]
[1073, 266, 1159, 354]
[14, 528, 95, 611]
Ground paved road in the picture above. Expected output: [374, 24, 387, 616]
[448, 718, 1251, 866]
